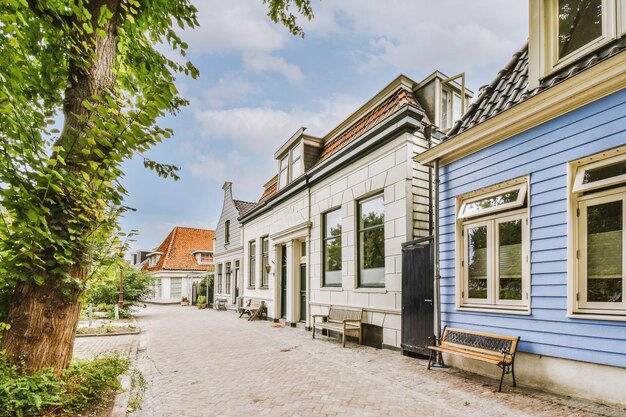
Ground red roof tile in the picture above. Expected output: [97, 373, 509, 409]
[143, 227, 215, 272]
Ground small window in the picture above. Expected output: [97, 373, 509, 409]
[458, 183, 527, 219]
[249, 241, 256, 288]
[572, 152, 626, 316]
[217, 264, 223, 294]
[323, 208, 342, 287]
[148, 255, 160, 267]
[358, 194, 385, 287]
[261, 237, 269, 287]
[225, 262, 231, 294]
[278, 155, 289, 189]
[198, 252, 213, 264]
[441, 89, 450, 130]
[458, 179, 530, 311]
[291, 145, 302, 179]
[573, 153, 626, 193]
[224, 220, 230, 244]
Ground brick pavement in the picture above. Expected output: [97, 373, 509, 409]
[131, 304, 623, 417]
[73, 333, 139, 360]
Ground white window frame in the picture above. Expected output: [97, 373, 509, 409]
[573, 152, 626, 193]
[458, 183, 527, 220]
[542, 0, 617, 74]
[620, 0, 626, 35]
[577, 191, 626, 312]
[457, 180, 531, 314]
[277, 143, 304, 189]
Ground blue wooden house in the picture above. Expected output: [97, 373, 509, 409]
[416, 0, 626, 406]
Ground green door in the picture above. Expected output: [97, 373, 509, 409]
[299, 263, 306, 322]
[280, 245, 287, 319]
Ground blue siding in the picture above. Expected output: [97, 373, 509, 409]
[439, 88, 626, 368]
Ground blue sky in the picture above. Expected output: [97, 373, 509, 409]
[120, 0, 529, 252]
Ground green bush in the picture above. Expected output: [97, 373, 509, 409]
[197, 295, 207, 305]
[96, 303, 109, 312]
[0, 353, 129, 417]
[88, 267, 155, 313]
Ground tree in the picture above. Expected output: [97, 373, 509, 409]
[88, 266, 155, 309]
[0, 0, 312, 372]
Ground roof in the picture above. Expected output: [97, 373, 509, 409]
[447, 36, 626, 138]
[233, 199, 255, 215]
[258, 176, 278, 204]
[143, 227, 215, 273]
[318, 88, 425, 162]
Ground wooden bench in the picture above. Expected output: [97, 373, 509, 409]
[238, 298, 266, 321]
[215, 298, 227, 311]
[426, 326, 520, 392]
[312, 306, 363, 347]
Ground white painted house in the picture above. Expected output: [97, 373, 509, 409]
[238, 73, 471, 349]
[213, 182, 255, 307]
[143, 227, 215, 304]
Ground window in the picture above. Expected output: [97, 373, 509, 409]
[170, 278, 182, 299]
[198, 252, 213, 264]
[224, 220, 230, 244]
[148, 255, 160, 267]
[153, 279, 162, 298]
[277, 144, 304, 189]
[441, 88, 464, 130]
[249, 241, 256, 288]
[572, 152, 626, 315]
[542, 0, 619, 72]
[278, 155, 289, 189]
[323, 208, 342, 287]
[358, 194, 385, 287]
[261, 237, 269, 287]
[225, 262, 231, 294]
[217, 264, 223, 294]
[291, 145, 302, 179]
[458, 180, 530, 311]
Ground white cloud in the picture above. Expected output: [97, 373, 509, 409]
[181, 1, 288, 53]
[242, 52, 305, 85]
[201, 75, 263, 109]
[193, 94, 362, 152]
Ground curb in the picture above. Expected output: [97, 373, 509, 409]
[76, 330, 142, 338]
[110, 329, 142, 416]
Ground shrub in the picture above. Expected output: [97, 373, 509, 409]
[0, 353, 129, 417]
[197, 295, 207, 305]
[96, 303, 109, 312]
[87, 267, 155, 316]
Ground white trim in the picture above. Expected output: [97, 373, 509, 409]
[458, 183, 527, 219]
[456, 179, 531, 313]
[572, 152, 626, 193]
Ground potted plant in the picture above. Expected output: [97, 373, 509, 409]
[180, 296, 189, 306]
[197, 295, 207, 309]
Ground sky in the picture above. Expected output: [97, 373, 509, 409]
[120, 0, 529, 253]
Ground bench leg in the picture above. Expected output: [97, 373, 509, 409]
[342, 332, 346, 348]
[312, 325, 315, 339]
[358, 328, 362, 345]
[511, 361, 517, 387]
[427, 350, 433, 370]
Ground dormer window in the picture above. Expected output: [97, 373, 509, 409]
[441, 88, 463, 131]
[277, 144, 304, 189]
[537, 0, 624, 75]
[148, 254, 161, 267]
[195, 251, 213, 265]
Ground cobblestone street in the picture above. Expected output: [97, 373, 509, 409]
[130, 304, 622, 417]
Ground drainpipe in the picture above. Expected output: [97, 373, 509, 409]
[433, 158, 444, 365]
[306, 174, 312, 330]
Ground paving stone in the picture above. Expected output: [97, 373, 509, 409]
[130, 304, 623, 417]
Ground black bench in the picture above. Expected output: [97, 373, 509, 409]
[426, 326, 520, 392]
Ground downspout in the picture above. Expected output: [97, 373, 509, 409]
[306, 173, 312, 331]
[433, 158, 443, 365]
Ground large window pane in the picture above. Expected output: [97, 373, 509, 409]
[249, 242, 256, 287]
[358, 195, 385, 286]
[261, 237, 269, 287]
[558, 0, 603, 59]
[171, 278, 182, 299]
[467, 226, 488, 299]
[323, 209, 342, 286]
[498, 220, 523, 300]
[587, 200, 623, 303]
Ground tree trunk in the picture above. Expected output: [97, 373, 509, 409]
[1, 0, 120, 372]
[2, 281, 82, 372]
